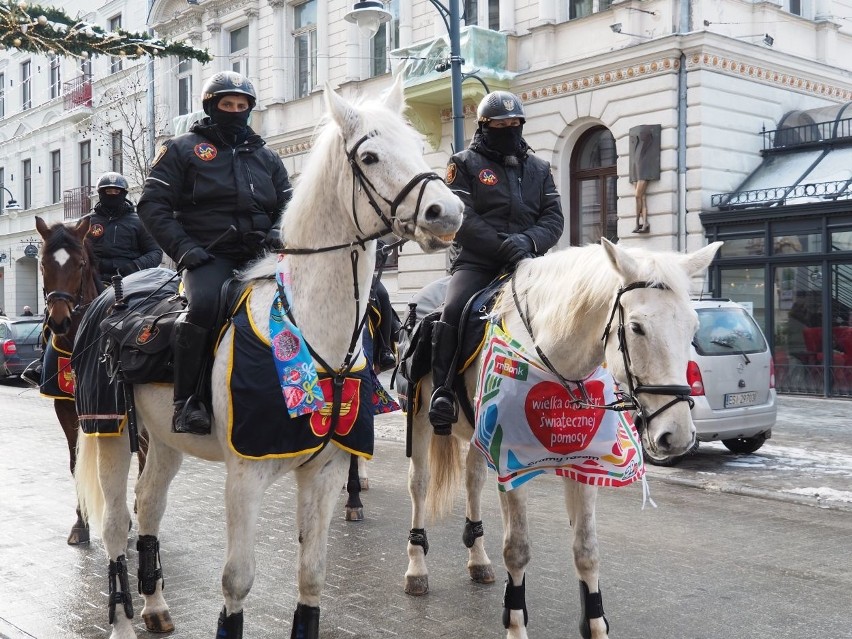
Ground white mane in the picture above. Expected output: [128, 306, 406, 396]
[494, 243, 695, 340]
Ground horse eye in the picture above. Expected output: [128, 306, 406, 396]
[630, 322, 645, 336]
[361, 152, 379, 165]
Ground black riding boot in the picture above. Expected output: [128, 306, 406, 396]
[172, 321, 211, 435]
[428, 321, 459, 436]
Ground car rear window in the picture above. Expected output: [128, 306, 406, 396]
[693, 307, 767, 356]
[10, 320, 43, 342]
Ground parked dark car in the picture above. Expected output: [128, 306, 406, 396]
[0, 316, 43, 380]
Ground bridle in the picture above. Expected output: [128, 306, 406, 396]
[511, 276, 694, 433]
[43, 255, 92, 321]
[275, 128, 444, 372]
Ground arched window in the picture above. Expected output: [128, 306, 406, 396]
[570, 126, 618, 246]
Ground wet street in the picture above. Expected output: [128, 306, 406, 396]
[1, 381, 851, 639]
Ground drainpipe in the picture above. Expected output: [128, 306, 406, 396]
[147, 0, 156, 163]
[676, 0, 689, 251]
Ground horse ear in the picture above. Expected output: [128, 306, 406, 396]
[681, 241, 722, 277]
[35, 215, 50, 240]
[600, 237, 641, 282]
[74, 216, 91, 240]
[385, 73, 406, 114]
[324, 82, 361, 140]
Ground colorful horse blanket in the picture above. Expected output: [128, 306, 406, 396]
[474, 322, 645, 492]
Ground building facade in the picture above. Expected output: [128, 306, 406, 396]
[2, 0, 852, 393]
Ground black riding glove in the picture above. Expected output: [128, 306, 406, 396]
[264, 228, 282, 250]
[497, 233, 534, 264]
[117, 259, 139, 276]
[179, 247, 214, 271]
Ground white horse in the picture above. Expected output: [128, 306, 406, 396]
[73, 78, 463, 639]
[404, 239, 721, 638]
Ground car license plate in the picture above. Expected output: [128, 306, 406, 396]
[725, 391, 756, 408]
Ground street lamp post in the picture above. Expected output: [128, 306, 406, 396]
[344, 0, 466, 153]
[1, 186, 20, 211]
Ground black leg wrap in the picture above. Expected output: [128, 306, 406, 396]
[108, 555, 134, 625]
[136, 535, 164, 595]
[579, 580, 609, 639]
[408, 527, 429, 556]
[462, 517, 484, 549]
[502, 574, 528, 629]
[216, 606, 244, 639]
[290, 603, 320, 639]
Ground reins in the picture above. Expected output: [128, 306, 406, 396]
[510, 273, 694, 430]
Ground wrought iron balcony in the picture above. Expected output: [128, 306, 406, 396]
[63, 75, 93, 110]
[763, 117, 852, 152]
[63, 186, 93, 220]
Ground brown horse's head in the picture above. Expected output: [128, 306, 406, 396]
[35, 216, 98, 336]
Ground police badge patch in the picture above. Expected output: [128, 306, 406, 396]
[446, 162, 457, 185]
[502, 98, 516, 111]
[89, 223, 105, 238]
[194, 142, 218, 161]
[151, 144, 168, 167]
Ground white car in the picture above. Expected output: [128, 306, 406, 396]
[642, 298, 777, 466]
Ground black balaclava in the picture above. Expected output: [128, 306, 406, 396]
[210, 95, 251, 144]
[481, 124, 524, 157]
[99, 191, 126, 214]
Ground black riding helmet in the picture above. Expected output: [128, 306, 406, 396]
[201, 71, 257, 115]
[96, 172, 129, 194]
[476, 91, 526, 125]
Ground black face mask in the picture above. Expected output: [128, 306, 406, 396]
[211, 106, 251, 142]
[99, 193, 125, 212]
[482, 125, 524, 156]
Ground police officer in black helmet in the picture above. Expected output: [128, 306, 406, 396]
[89, 172, 163, 284]
[428, 91, 564, 435]
[138, 71, 293, 435]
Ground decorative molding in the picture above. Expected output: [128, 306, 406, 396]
[246, 7, 260, 19]
[268, 0, 287, 6]
[279, 139, 314, 157]
[501, 53, 852, 108]
[208, 21, 222, 34]
[686, 52, 852, 102]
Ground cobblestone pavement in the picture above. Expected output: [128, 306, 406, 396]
[1, 382, 851, 639]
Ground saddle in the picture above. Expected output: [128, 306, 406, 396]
[396, 275, 507, 423]
[73, 268, 241, 434]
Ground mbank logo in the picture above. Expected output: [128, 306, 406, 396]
[494, 355, 528, 381]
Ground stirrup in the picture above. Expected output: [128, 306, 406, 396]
[21, 361, 42, 388]
[172, 396, 210, 435]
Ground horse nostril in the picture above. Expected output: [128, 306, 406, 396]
[424, 203, 443, 222]
[657, 431, 672, 452]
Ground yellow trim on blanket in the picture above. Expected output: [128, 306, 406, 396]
[332, 440, 373, 460]
[80, 415, 128, 437]
[50, 334, 72, 356]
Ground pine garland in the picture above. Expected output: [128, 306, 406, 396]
[0, 2, 211, 63]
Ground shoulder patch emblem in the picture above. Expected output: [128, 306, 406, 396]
[151, 144, 168, 167]
[89, 223, 104, 238]
[194, 142, 218, 161]
[446, 162, 457, 185]
[478, 168, 498, 186]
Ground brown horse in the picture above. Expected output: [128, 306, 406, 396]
[34, 215, 147, 545]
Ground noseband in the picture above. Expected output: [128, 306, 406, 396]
[44, 259, 88, 318]
[600, 281, 694, 429]
[511, 276, 693, 432]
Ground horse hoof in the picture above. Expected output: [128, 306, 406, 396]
[469, 564, 496, 584]
[67, 525, 90, 545]
[143, 609, 175, 633]
[404, 575, 429, 596]
[345, 507, 364, 522]
[359, 477, 370, 491]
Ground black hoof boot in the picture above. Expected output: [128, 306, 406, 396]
[579, 580, 609, 639]
[428, 387, 456, 435]
[216, 606, 244, 639]
[172, 397, 210, 434]
[290, 603, 320, 639]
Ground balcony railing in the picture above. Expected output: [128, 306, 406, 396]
[63, 186, 93, 220]
[763, 117, 852, 151]
[63, 75, 93, 109]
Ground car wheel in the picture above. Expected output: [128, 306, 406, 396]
[721, 432, 769, 454]
[640, 431, 699, 467]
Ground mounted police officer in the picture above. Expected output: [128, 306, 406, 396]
[138, 71, 293, 435]
[429, 91, 564, 435]
[88, 172, 163, 284]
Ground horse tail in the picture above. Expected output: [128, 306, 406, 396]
[426, 433, 463, 521]
[75, 427, 105, 535]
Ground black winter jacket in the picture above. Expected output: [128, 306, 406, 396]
[87, 200, 163, 280]
[137, 120, 293, 264]
[447, 134, 563, 272]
